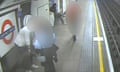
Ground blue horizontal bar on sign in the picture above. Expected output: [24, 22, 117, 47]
[0, 26, 15, 39]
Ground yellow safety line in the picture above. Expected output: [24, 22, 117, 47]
[93, 2, 105, 72]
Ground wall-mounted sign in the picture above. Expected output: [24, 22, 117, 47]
[0, 9, 19, 57]
[0, 19, 15, 44]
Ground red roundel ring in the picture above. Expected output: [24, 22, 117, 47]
[2, 19, 14, 44]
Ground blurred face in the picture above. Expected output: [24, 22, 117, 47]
[32, 20, 44, 32]
[27, 16, 51, 32]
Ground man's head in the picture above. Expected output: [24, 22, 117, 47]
[23, 15, 32, 26]
[27, 16, 51, 32]
[53, 3, 56, 7]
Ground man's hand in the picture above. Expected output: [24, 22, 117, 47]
[53, 56, 58, 63]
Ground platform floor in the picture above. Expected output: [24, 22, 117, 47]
[54, 0, 98, 72]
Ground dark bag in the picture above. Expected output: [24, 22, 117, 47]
[49, 44, 59, 56]
[38, 44, 59, 56]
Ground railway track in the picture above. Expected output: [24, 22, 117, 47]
[97, 0, 120, 71]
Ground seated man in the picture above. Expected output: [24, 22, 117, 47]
[28, 16, 58, 72]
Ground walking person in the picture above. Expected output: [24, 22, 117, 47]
[14, 15, 39, 72]
[15, 15, 32, 70]
[50, 3, 65, 25]
[50, 3, 57, 26]
[66, 1, 80, 41]
[57, 9, 64, 24]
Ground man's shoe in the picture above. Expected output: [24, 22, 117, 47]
[25, 70, 32, 72]
[32, 64, 39, 69]
[73, 35, 76, 42]
[53, 56, 58, 63]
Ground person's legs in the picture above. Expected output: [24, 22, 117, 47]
[50, 45, 58, 63]
[54, 13, 57, 26]
[73, 35, 76, 42]
[60, 16, 64, 24]
[68, 23, 77, 42]
[53, 53, 58, 62]
[44, 56, 56, 72]
[40, 49, 56, 72]
[24, 53, 33, 72]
